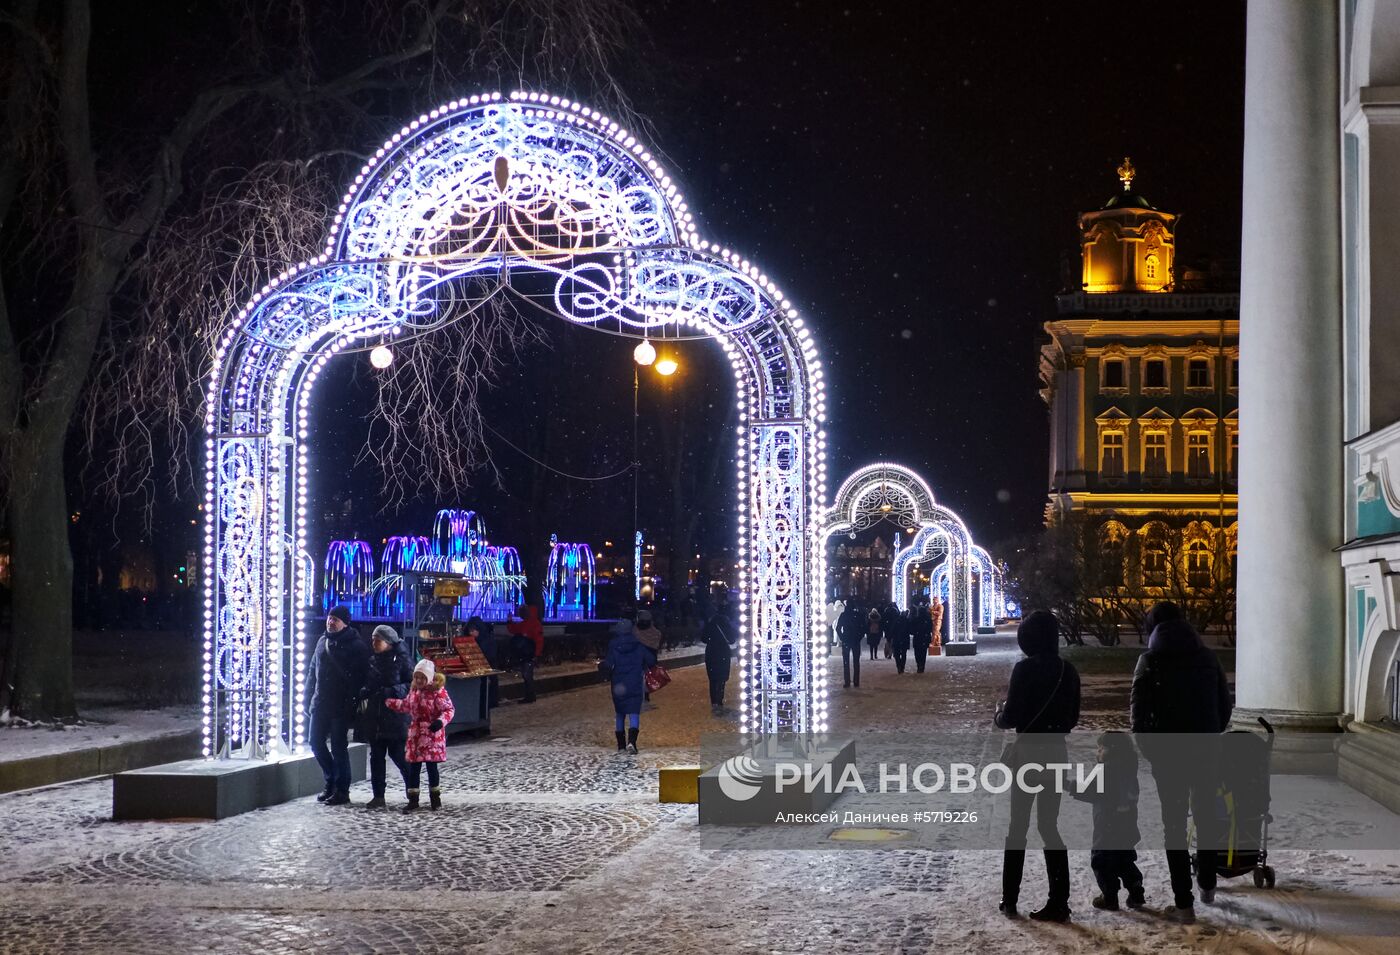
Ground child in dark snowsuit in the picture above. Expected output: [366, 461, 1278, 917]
[1074, 731, 1146, 911]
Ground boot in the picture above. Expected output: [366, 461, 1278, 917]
[1039, 849, 1071, 920]
[615, 730, 627, 751]
[1001, 849, 1025, 915]
[1125, 883, 1146, 909]
[626, 726, 639, 755]
[364, 796, 386, 810]
[429, 787, 442, 810]
[324, 789, 351, 806]
[402, 790, 420, 813]
[1029, 902, 1071, 923]
[316, 783, 334, 803]
[1091, 894, 1119, 911]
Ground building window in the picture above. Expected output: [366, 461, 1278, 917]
[1102, 359, 1125, 389]
[1145, 254, 1158, 280]
[1229, 431, 1239, 480]
[1187, 357, 1210, 389]
[1230, 358, 1240, 388]
[1143, 539, 1168, 587]
[1187, 540, 1212, 589]
[1144, 431, 1168, 478]
[1143, 358, 1167, 389]
[1100, 431, 1125, 479]
[1187, 431, 1212, 479]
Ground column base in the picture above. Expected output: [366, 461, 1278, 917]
[1231, 707, 1341, 775]
[1337, 721, 1400, 815]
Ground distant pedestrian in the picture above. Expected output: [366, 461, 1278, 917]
[306, 605, 370, 806]
[827, 598, 845, 648]
[882, 603, 900, 658]
[1131, 601, 1233, 923]
[837, 603, 864, 688]
[700, 606, 738, 715]
[600, 612, 656, 754]
[1072, 731, 1145, 911]
[506, 604, 544, 704]
[384, 659, 455, 812]
[888, 608, 912, 673]
[911, 603, 934, 672]
[358, 625, 414, 810]
[994, 610, 1081, 922]
[866, 607, 883, 660]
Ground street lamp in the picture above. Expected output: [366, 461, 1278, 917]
[655, 356, 678, 376]
[633, 339, 656, 366]
[631, 344, 678, 606]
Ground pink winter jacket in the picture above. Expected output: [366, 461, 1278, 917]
[384, 674, 455, 762]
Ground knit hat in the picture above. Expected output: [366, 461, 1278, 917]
[637, 609, 653, 626]
[414, 659, 435, 682]
[328, 605, 352, 627]
[371, 625, 401, 645]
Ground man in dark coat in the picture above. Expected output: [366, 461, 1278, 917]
[306, 605, 371, 805]
[910, 604, 934, 672]
[888, 609, 912, 673]
[359, 625, 414, 809]
[836, 603, 865, 688]
[994, 610, 1081, 922]
[1130, 601, 1233, 922]
[699, 606, 738, 714]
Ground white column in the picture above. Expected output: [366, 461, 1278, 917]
[1236, 0, 1344, 726]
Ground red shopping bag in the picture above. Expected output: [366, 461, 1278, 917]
[644, 663, 672, 693]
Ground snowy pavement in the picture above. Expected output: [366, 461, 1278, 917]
[1, 632, 1399, 953]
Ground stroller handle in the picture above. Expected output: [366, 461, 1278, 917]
[1257, 716, 1274, 735]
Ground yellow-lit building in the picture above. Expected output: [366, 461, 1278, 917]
[1039, 160, 1238, 594]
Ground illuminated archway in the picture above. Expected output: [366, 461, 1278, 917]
[204, 92, 828, 756]
[821, 463, 975, 645]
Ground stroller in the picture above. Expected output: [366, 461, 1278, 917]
[1195, 716, 1277, 888]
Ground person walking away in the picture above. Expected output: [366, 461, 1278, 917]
[306, 605, 370, 806]
[506, 604, 545, 704]
[837, 603, 864, 688]
[1131, 601, 1232, 923]
[600, 615, 656, 753]
[700, 606, 738, 715]
[384, 659, 455, 811]
[1072, 731, 1145, 911]
[358, 625, 415, 809]
[635, 609, 663, 710]
[865, 606, 883, 661]
[882, 603, 900, 658]
[911, 603, 933, 672]
[889, 609, 912, 673]
[994, 610, 1081, 922]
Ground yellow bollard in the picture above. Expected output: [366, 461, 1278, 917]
[659, 765, 703, 804]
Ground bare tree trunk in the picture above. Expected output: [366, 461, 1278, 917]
[4, 435, 77, 720]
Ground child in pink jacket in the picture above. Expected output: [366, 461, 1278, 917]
[385, 659, 455, 811]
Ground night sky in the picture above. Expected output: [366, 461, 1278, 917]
[63, 0, 1249, 586]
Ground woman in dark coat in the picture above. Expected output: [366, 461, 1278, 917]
[599, 619, 656, 754]
[700, 607, 738, 715]
[888, 609, 912, 673]
[359, 625, 415, 809]
[993, 610, 1081, 922]
[910, 604, 934, 672]
[865, 607, 883, 660]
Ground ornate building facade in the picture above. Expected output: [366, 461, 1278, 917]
[1039, 161, 1239, 601]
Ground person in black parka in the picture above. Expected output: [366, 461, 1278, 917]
[1072, 730, 1145, 911]
[837, 603, 865, 688]
[358, 625, 415, 809]
[888, 608, 912, 673]
[699, 605, 738, 714]
[865, 606, 883, 660]
[910, 603, 934, 672]
[1131, 601, 1233, 921]
[994, 609, 1081, 922]
[306, 605, 371, 805]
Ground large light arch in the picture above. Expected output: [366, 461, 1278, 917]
[203, 92, 828, 756]
[820, 462, 975, 645]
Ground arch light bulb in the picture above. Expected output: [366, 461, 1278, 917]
[369, 344, 394, 369]
[633, 339, 656, 366]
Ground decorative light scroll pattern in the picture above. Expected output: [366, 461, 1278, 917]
[970, 544, 1004, 628]
[205, 92, 824, 756]
[893, 527, 949, 605]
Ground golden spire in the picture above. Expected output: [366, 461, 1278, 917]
[1117, 156, 1136, 192]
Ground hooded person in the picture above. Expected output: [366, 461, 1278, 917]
[506, 605, 545, 704]
[699, 605, 739, 714]
[599, 609, 656, 753]
[634, 609, 663, 709]
[358, 625, 415, 809]
[305, 605, 371, 805]
[1130, 601, 1233, 921]
[993, 610, 1081, 923]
